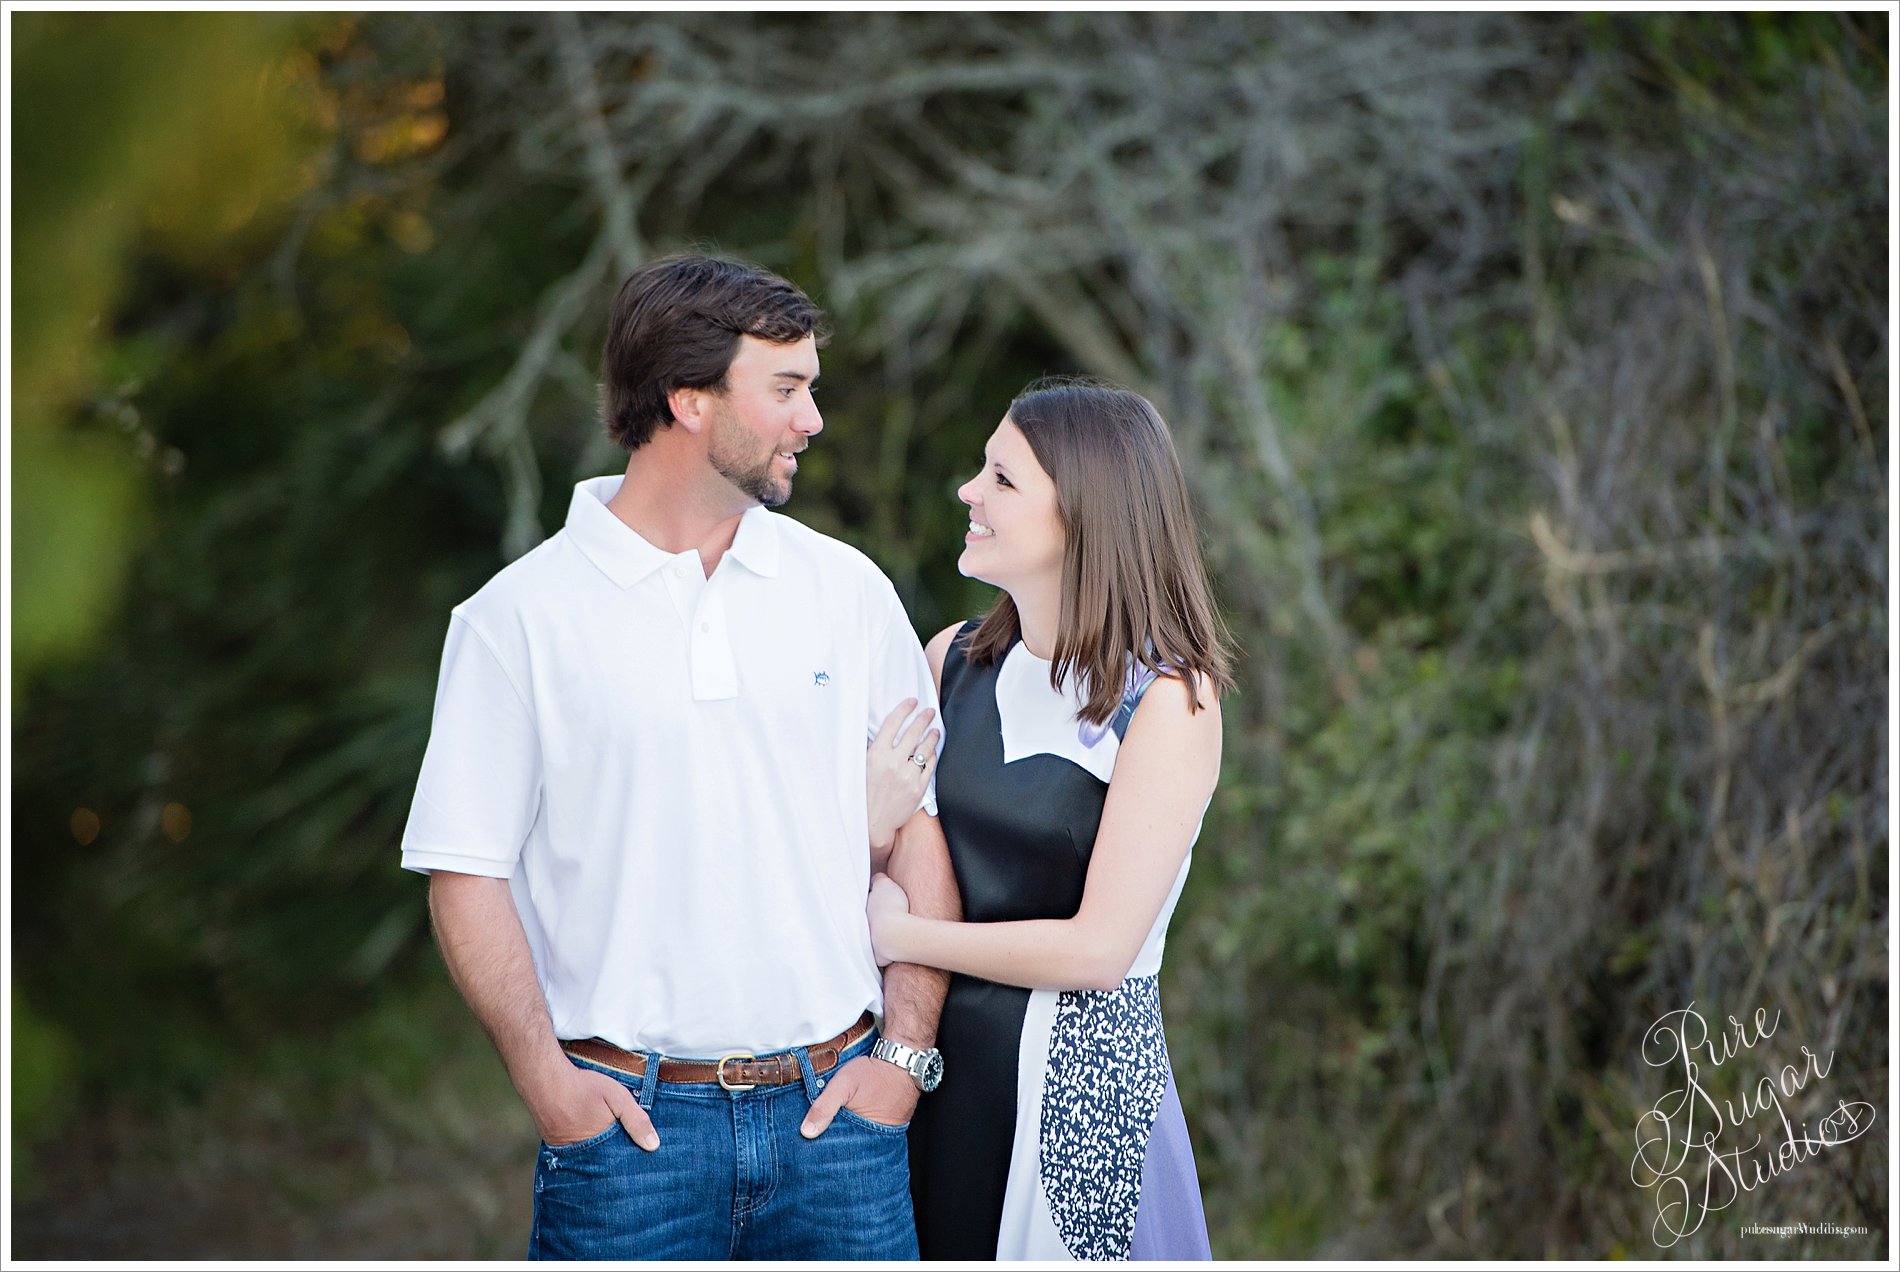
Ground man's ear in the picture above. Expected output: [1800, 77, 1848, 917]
[667, 384, 712, 436]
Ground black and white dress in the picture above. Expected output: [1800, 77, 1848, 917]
[907, 623, 1211, 1261]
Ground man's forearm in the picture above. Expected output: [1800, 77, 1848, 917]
[428, 871, 574, 1119]
[878, 810, 960, 1048]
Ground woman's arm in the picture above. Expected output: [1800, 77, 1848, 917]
[869, 671, 1221, 991]
[867, 700, 937, 871]
[866, 623, 965, 871]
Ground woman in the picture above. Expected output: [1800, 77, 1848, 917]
[865, 379, 1232, 1261]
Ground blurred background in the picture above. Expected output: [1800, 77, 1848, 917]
[8, 10, 1889, 1259]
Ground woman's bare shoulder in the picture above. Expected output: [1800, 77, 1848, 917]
[924, 622, 968, 693]
[1122, 667, 1224, 751]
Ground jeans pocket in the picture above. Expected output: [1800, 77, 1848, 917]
[531, 1118, 650, 1258]
[541, 1120, 624, 1156]
[834, 1107, 912, 1136]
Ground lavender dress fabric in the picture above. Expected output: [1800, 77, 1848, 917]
[1130, 1071, 1214, 1260]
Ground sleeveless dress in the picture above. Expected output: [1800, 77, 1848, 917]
[907, 623, 1212, 1261]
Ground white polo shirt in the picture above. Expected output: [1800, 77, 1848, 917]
[401, 475, 938, 1057]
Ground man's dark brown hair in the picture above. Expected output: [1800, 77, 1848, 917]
[599, 253, 829, 451]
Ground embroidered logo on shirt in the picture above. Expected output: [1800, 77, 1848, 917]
[813, 671, 831, 686]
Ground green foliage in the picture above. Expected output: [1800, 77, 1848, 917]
[10, 11, 1886, 1259]
[9, 8, 325, 1182]
[9, 431, 142, 680]
[1264, 257, 1502, 645]
[9, 986, 76, 1198]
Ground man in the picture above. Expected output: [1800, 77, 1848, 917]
[401, 254, 958, 1259]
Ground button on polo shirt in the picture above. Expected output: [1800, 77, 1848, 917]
[402, 476, 939, 1057]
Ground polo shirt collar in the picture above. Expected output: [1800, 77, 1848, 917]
[724, 503, 782, 578]
[566, 476, 781, 586]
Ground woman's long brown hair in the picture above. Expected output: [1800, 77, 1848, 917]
[964, 379, 1236, 725]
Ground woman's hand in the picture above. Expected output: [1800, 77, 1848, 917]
[866, 871, 913, 967]
[867, 698, 939, 870]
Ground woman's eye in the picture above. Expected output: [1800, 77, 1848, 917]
[995, 472, 1013, 488]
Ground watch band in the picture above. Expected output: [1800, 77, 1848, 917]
[871, 1037, 944, 1092]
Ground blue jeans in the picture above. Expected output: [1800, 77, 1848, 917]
[527, 1027, 918, 1260]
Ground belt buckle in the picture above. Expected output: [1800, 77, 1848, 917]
[716, 1051, 757, 1091]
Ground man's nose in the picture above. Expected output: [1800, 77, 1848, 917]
[795, 396, 823, 437]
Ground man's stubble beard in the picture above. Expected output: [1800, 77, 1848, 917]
[707, 401, 792, 508]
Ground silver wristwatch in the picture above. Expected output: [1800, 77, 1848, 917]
[871, 1037, 944, 1092]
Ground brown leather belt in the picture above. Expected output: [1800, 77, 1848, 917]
[562, 1011, 874, 1090]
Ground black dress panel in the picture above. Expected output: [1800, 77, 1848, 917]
[907, 622, 1110, 1258]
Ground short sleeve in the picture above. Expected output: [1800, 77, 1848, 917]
[865, 578, 941, 818]
[400, 612, 544, 877]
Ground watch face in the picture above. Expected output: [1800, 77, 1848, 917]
[920, 1049, 944, 1092]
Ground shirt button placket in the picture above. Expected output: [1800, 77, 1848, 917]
[689, 579, 739, 700]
